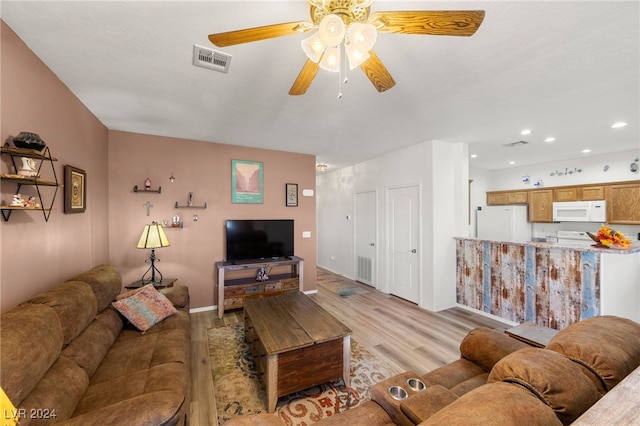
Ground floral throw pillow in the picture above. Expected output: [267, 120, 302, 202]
[112, 284, 177, 332]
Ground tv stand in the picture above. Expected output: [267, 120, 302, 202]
[215, 256, 304, 318]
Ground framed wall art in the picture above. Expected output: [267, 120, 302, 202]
[231, 160, 263, 204]
[64, 165, 86, 213]
[286, 183, 298, 207]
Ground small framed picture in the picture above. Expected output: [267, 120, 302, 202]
[286, 183, 298, 207]
[64, 165, 86, 213]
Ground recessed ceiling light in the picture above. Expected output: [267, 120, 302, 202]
[509, 161, 516, 165]
[611, 122, 628, 129]
[544, 137, 556, 143]
[582, 149, 592, 153]
[521, 129, 532, 135]
[470, 154, 478, 158]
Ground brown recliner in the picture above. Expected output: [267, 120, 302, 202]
[369, 326, 529, 425]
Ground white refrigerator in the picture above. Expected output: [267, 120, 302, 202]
[476, 205, 532, 242]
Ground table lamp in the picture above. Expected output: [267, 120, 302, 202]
[137, 221, 170, 284]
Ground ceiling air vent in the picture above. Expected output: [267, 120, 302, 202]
[503, 140, 529, 147]
[192, 44, 232, 73]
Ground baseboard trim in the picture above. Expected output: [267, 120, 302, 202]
[190, 305, 216, 314]
[455, 303, 519, 326]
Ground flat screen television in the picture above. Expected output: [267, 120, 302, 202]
[225, 219, 294, 262]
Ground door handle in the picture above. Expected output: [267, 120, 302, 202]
[411, 249, 417, 253]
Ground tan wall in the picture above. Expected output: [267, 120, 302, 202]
[108, 131, 317, 310]
[1, 22, 110, 312]
[1, 20, 317, 312]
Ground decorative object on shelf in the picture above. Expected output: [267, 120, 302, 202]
[256, 267, 270, 282]
[172, 215, 183, 228]
[137, 221, 171, 284]
[169, 172, 175, 183]
[231, 159, 263, 204]
[533, 178, 543, 187]
[631, 158, 639, 173]
[550, 167, 582, 177]
[587, 224, 632, 250]
[12, 132, 46, 151]
[18, 157, 38, 177]
[10, 194, 25, 207]
[192, 213, 198, 222]
[175, 192, 207, 209]
[521, 175, 530, 184]
[286, 183, 298, 207]
[64, 165, 86, 214]
[145, 177, 151, 190]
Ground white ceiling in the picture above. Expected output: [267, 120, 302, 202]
[2, 1, 638, 172]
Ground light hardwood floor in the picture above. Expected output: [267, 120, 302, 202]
[188, 268, 512, 426]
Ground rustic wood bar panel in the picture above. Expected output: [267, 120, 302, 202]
[456, 238, 640, 329]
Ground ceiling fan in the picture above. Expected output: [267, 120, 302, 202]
[208, 0, 485, 96]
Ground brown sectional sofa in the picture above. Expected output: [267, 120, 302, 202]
[0, 264, 191, 426]
[225, 315, 640, 426]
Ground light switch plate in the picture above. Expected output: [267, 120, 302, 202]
[302, 231, 311, 238]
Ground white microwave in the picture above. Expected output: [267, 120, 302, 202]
[552, 200, 607, 222]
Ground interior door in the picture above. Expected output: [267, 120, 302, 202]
[388, 185, 420, 303]
[355, 191, 376, 286]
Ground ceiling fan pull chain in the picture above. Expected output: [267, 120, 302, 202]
[337, 45, 344, 98]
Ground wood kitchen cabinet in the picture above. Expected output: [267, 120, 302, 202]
[487, 190, 529, 205]
[528, 190, 553, 222]
[606, 183, 640, 224]
[554, 185, 604, 201]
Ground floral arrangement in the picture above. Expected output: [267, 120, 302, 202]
[589, 224, 632, 249]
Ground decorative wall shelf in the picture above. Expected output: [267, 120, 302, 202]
[133, 185, 161, 193]
[1, 146, 59, 222]
[174, 201, 207, 209]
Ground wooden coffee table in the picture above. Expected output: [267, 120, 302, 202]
[243, 291, 352, 412]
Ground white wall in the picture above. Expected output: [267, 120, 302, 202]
[470, 149, 640, 239]
[317, 140, 469, 311]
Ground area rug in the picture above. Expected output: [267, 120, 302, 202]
[316, 268, 368, 298]
[208, 322, 394, 425]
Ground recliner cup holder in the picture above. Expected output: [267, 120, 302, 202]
[388, 385, 408, 401]
[406, 377, 426, 392]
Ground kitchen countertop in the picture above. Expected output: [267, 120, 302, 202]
[454, 237, 640, 254]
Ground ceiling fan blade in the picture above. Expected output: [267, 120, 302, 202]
[209, 21, 313, 47]
[360, 51, 396, 93]
[289, 59, 320, 96]
[369, 10, 485, 36]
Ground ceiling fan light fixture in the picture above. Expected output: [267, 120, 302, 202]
[319, 45, 341, 72]
[301, 32, 325, 62]
[346, 43, 370, 69]
[319, 14, 346, 46]
[347, 22, 377, 52]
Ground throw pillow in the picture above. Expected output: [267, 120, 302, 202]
[112, 284, 177, 332]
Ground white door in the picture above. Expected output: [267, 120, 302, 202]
[388, 185, 420, 303]
[355, 191, 376, 286]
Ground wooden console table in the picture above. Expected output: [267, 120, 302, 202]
[244, 291, 351, 412]
[215, 256, 303, 318]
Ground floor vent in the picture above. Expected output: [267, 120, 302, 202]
[357, 256, 373, 283]
[192, 45, 232, 73]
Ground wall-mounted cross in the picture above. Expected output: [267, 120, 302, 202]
[143, 201, 153, 216]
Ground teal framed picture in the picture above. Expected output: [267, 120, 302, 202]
[231, 160, 263, 203]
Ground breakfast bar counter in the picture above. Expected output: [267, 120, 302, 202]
[455, 237, 640, 329]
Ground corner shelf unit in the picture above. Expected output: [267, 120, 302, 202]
[215, 256, 304, 318]
[1, 146, 59, 222]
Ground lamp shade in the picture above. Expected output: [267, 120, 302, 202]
[137, 222, 170, 249]
[318, 14, 345, 47]
[346, 22, 377, 69]
[319, 45, 341, 72]
[301, 31, 325, 63]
